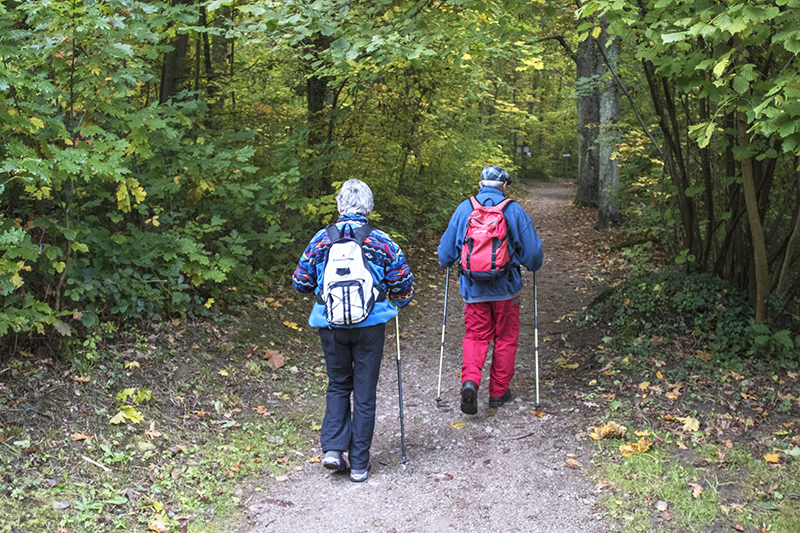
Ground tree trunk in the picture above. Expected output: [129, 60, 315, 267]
[575, 34, 600, 207]
[597, 25, 621, 228]
[159, 0, 192, 104]
[737, 112, 770, 322]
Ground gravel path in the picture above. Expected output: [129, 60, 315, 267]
[238, 179, 614, 533]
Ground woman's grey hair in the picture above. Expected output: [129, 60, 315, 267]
[336, 179, 374, 216]
[480, 179, 506, 188]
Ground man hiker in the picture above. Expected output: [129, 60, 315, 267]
[292, 179, 415, 482]
[438, 165, 543, 415]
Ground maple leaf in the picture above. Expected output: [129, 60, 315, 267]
[264, 349, 285, 369]
[70, 432, 90, 441]
[763, 453, 780, 463]
[687, 482, 703, 499]
[676, 416, 700, 432]
[638, 381, 650, 391]
[252, 405, 269, 416]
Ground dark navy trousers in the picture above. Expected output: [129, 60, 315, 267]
[318, 323, 385, 471]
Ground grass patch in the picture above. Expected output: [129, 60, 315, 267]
[0, 286, 327, 533]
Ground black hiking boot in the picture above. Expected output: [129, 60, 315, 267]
[460, 380, 478, 415]
[489, 389, 514, 408]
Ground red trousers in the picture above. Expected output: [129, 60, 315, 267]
[462, 297, 520, 397]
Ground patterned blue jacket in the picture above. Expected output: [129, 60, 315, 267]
[293, 214, 415, 328]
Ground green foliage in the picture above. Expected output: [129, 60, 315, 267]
[589, 270, 799, 362]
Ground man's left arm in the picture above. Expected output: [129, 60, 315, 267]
[510, 206, 543, 272]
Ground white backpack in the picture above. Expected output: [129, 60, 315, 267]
[319, 223, 383, 326]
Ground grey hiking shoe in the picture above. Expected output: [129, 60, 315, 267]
[460, 380, 478, 415]
[489, 389, 514, 408]
[322, 451, 347, 472]
[350, 462, 371, 482]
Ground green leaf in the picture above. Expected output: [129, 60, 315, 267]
[732, 76, 749, 95]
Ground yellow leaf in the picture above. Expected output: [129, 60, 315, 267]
[656, 371, 663, 380]
[763, 453, 780, 463]
[565, 458, 580, 467]
[283, 321, 299, 330]
[29, 117, 44, 131]
[71, 375, 90, 383]
[677, 416, 700, 432]
[638, 382, 650, 391]
[125, 361, 140, 370]
[620, 437, 652, 456]
[666, 392, 681, 400]
[634, 430, 651, 437]
[590, 421, 627, 440]
[70, 432, 90, 441]
[308, 456, 321, 463]
[564, 363, 579, 370]
[219, 370, 229, 376]
[204, 298, 215, 309]
[116, 182, 131, 212]
[449, 422, 466, 429]
[109, 411, 126, 425]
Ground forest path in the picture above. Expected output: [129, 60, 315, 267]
[237, 178, 613, 533]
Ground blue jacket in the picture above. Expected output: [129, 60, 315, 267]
[293, 214, 415, 328]
[438, 187, 543, 303]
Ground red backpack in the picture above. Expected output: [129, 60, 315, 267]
[460, 197, 514, 282]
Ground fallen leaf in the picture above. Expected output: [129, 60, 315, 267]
[70, 432, 90, 441]
[449, 422, 466, 429]
[243, 345, 259, 359]
[656, 501, 668, 511]
[125, 361, 140, 370]
[531, 409, 545, 418]
[264, 349, 285, 369]
[308, 456, 321, 463]
[282, 321, 299, 330]
[723, 440, 733, 449]
[589, 421, 627, 440]
[733, 525, 744, 531]
[620, 437, 652, 457]
[634, 430, 651, 437]
[677, 441, 688, 450]
[144, 421, 162, 439]
[763, 453, 780, 463]
[52, 501, 70, 510]
[565, 458, 580, 467]
[71, 375, 90, 383]
[252, 405, 269, 416]
[148, 514, 168, 532]
[659, 511, 672, 521]
[688, 482, 703, 498]
[275, 475, 288, 482]
[638, 382, 650, 391]
[676, 416, 700, 432]
[219, 370, 229, 376]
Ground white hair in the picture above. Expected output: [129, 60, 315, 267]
[480, 180, 506, 189]
[336, 179, 374, 216]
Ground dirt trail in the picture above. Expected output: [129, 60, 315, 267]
[238, 179, 612, 533]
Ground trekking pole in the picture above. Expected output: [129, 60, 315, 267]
[534, 270, 540, 407]
[435, 266, 450, 407]
[395, 314, 409, 465]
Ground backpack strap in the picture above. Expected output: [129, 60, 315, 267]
[469, 196, 480, 210]
[497, 198, 514, 212]
[326, 223, 374, 244]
